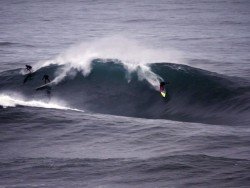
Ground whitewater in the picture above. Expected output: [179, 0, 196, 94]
[1, 0, 250, 187]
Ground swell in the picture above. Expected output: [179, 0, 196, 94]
[0, 41, 34, 48]
[0, 155, 249, 187]
[0, 60, 249, 125]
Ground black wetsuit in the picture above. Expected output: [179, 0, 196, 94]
[160, 82, 166, 91]
[26, 65, 32, 73]
[42, 74, 50, 84]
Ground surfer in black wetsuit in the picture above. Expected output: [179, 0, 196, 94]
[160, 81, 170, 89]
[160, 81, 166, 92]
[42, 74, 50, 84]
[25, 65, 32, 73]
[160, 81, 170, 92]
[23, 65, 33, 84]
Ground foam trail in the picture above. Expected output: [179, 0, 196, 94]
[0, 94, 83, 112]
[36, 36, 183, 88]
[136, 65, 163, 89]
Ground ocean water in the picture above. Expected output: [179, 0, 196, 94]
[0, 0, 250, 187]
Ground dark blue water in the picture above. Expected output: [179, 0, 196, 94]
[1, 0, 250, 187]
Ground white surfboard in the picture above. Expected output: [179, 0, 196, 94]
[35, 83, 52, 91]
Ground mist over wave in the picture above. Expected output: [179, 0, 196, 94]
[36, 36, 184, 88]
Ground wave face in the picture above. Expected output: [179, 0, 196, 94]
[0, 60, 249, 125]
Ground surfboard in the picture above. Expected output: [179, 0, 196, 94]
[161, 90, 167, 97]
[35, 83, 52, 91]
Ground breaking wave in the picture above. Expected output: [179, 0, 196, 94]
[0, 59, 249, 125]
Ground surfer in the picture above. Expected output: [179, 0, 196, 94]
[160, 81, 166, 97]
[25, 65, 32, 73]
[160, 81, 170, 98]
[160, 82, 166, 92]
[23, 65, 34, 84]
[160, 81, 170, 91]
[42, 74, 51, 84]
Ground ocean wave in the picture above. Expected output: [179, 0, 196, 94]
[0, 60, 249, 125]
[0, 41, 34, 48]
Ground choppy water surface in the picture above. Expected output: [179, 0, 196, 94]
[0, 0, 250, 187]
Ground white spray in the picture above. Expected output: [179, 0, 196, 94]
[0, 93, 83, 112]
[37, 36, 183, 89]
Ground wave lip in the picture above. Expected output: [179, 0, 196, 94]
[0, 94, 83, 112]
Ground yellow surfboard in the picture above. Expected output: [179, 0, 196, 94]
[161, 91, 167, 97]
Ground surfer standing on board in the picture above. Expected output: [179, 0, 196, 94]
[25, 65, 32, 73]
[160, 81, 170, 91]
[42, 74, 51, 84]
[160, 81, 170, 98]
[23, 65, 34, 84]
[160, 82, 166, 92]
